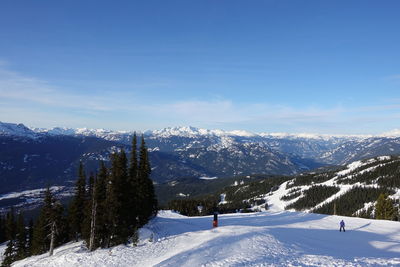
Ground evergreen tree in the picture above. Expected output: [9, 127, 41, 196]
[1, 209, 17, 267]
[0, 215, 5, 243]
[26, 219, 34, 256]
[1, 239, 16, 267]
[129, 132, 138, 182]
[127, 133, 139, 232]
[105, 150, 130, 246]
[137, 136, 157, 226]
[5, 208, 16, 241]
[31, 188, 53, 255]
[31, 187, 68, 255]
[47, 200, 68, 256]
[82, 173, 95, 242]
[93, 161, 108, 249]
[375, 193, 395, 220]
[69, 162, 87, 241]
[15, 213, 27, 260]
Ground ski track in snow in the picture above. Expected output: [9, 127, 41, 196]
[11, 210, 400, 267]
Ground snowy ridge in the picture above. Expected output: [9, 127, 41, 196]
[0, 186, 66, 201]
[32, 126, 131, 141]
[265, 156, 400, 213]
[0, 186, 74, 212]
[1, 121, 395, 140]
[149, 126, 256, 138]
[10, 210, 400, 266]
[0, 122, 38, 138]
[259, 132, 371, 140]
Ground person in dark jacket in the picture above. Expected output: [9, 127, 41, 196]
[339, 220, 345, 232]
[213, 212, 218, 227]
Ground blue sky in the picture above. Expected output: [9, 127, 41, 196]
[0, 0, 399, 134]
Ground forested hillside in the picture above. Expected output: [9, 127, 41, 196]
[199, 156, 400, 221]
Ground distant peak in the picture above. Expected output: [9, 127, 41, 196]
[259, 132, 371, 140]
[150, 126, 255, 138]
[0, 121, 37, 138]
[381, 129, 400, 137]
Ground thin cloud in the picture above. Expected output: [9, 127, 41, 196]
[0, 65, 399, 134]
[0, 67, 138, 112]
[385, 74, 400, 80]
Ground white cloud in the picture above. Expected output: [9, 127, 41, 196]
[385, 74, 400, 80]
[0, 67, 140, 112]
[0, 65, 399, 134]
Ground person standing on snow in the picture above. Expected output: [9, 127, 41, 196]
[339, 220, 345, 232]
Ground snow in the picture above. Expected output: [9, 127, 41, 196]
[259, 132, 371, 140]
[1, 121, 399, 143]
[336, 157, 391, 177]
[0, 242, 6, 263]
[0, 122, 37, 138]
[265, 181, 292, 212]
[219, 193, 227, 205]
[150, 126, 256, 138]
[265, 156, 400, 214]
[199, 176, 218, 180]
[225, 130, 255, 137]
[381, 129, 400, 137]
[0, 186, 66, 201]
[12, 210, 400, 267]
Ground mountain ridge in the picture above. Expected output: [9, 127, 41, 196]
[1, 121, 394, 140]
[2, 121, 400, 202]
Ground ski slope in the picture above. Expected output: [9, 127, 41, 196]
[10, 210, 400, 267]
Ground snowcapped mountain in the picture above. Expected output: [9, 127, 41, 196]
[26, 124, 400, 165]
[149, 126, 256, 138]
[2, 121, 400, 203]
[0, 122, 38, 138]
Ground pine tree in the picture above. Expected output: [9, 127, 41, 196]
[137, 136, 157, 226]
[69, 162, 87, 241]
[1, 209, 17, 267]
[94, 161, 108, 249]
[375, 193, 395, 220]
[127, 133, 139, 232]
[26, 219, 34, 256]
[49, 200, 68, 256]
[1, 239, 16, 267]
[82, 173, 95, 242]
[0, 215, 5, 244]
[129, 132, 138, 182]
[105, 150, 130, 246]
[88, 175, 97, 251]
[5, 208, 16, 241]
[15, 213, 27, 260]
[31, 188, 53, 255]
[31, 187, 68, 255]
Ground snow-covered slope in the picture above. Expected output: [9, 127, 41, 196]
[11, 210, 400, 266]
[0, 122, 38, 138]
[265, 155, 400, 214]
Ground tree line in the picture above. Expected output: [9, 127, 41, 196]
[313, 186, 396, 218]
[285, 186, 340, 211]
[1, 134, 157, 266]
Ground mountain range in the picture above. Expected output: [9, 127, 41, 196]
[1, 121, 400, 197]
